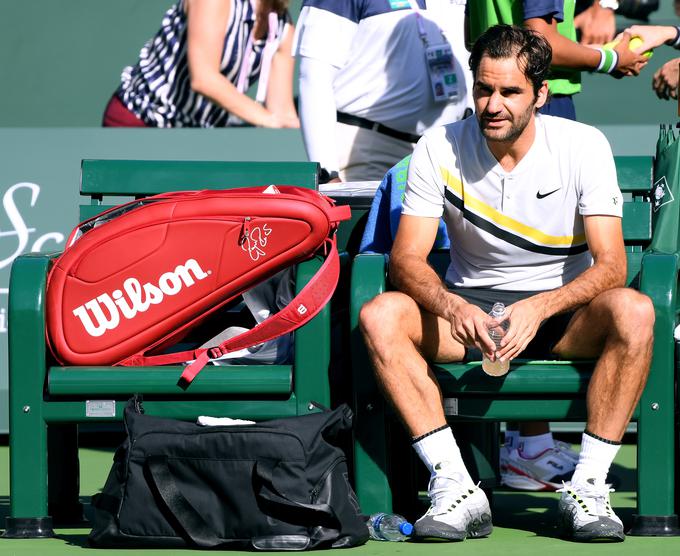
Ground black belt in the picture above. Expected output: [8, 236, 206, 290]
[336, 111, 420, 144]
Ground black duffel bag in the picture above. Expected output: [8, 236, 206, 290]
[89, 398, 368, 550]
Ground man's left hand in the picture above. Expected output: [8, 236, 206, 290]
[496, 297, 547, 361]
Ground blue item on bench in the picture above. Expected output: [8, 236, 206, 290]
[358, 155, 450, 254]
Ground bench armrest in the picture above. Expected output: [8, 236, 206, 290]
[8, 253, 59, 438]
[350, 253, 388, 332]
[9, 253, 59, 384]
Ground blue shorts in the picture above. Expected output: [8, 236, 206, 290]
[448, 287, 574, 361]
[539, 94, 576, 121]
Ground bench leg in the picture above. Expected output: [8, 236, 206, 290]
[451, 421, 500, 491]
[4, 405, 53, 538]
[353, 399, 394, 514]
[627, 325, 679, 537]
[629, 392, 679, 536]
[48, 425, 83, 524]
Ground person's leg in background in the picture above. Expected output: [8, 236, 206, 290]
[335, 123, 415, 182]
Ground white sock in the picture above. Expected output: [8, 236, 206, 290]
[504, 429, 519, 449]
[571, 431, 621, 487]
[519, 432, 555, 459]
[412, 425, 474, 487]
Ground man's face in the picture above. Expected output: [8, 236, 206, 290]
[473, 55, 546, 144]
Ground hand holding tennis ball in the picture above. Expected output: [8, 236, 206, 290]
[604, 36, 654, 59]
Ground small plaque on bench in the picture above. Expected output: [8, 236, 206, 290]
[444, 398, 458, 416]
[86, 400, 116, 418]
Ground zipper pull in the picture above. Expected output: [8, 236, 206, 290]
[133, 394, 144, 414]
[239, 217, 252, 245]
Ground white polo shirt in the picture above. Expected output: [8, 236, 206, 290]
[403, 114, 623, 291]
[293, 0, 472, 135]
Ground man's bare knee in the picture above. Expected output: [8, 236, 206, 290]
[597, 288, 655, 345]
[359, 291, 416, 344]
[613, 289, 654, 337]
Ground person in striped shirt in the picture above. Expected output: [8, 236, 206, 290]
[103, 0, 299, 128]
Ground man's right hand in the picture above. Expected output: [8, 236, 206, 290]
[447, 300, 496, 358]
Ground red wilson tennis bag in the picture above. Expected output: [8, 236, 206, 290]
[46, 186, 350, 386]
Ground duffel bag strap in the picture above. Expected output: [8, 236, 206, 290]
[120, 237, 341, 388]
[146, 455, 223, 548]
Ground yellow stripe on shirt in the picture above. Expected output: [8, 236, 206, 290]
[440, 166, 586, 247]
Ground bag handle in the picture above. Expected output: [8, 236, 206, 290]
[119, 237, 341, 388]
[146, 455, 223, 548]
[254, 459, 340, 529]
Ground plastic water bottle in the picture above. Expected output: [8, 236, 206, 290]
[482, 302, 510, 377]
[366, 513, 413, 541]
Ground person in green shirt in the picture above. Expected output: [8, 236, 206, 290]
[467, 0, 647, 120]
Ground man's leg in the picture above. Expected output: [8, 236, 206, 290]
[552, 288, 654, 542]
[359, 291, 492, 541]
[554, 287, 653, 442]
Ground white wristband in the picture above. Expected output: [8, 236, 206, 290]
[599, 0, 619, 10]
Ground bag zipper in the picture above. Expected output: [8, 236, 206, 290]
[309, 456, 345, 504]
[239, 217, 252, 245]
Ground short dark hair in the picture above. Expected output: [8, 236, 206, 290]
[469, 25, 552, 96]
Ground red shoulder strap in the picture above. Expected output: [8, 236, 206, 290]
[119, 237, 341, 389]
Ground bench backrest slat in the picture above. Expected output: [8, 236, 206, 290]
[81, 160, 319, 195]
[614, 155, 653, 193]
[622, 202, 652, 242]
[79, 159, 319, 222]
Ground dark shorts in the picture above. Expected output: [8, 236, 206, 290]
[449, 287, 574, 361]
[538, 94, 576, 121]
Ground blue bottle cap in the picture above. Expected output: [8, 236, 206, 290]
[399, 522, 414, 536]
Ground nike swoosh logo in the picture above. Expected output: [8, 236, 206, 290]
[536, 188, 559, 199]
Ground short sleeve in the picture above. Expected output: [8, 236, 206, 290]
[523, 0, 564, 22]
[293, 2, 360, 68]
[577, 129, 623, 217]
[403, 133, 446, 218]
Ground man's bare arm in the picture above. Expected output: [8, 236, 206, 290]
[498, 215, 626, 360]
[390, 214, 496, 354]
[390, 215, 457, 318]
[525, 17, 647, 76]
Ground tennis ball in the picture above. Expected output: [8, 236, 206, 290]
[604, 36, 653, 59]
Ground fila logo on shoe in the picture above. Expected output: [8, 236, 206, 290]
[72, 258, 211, 337]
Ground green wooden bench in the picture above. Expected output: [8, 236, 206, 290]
[349, 155, 680, 536]
[4, 159, 335, 538]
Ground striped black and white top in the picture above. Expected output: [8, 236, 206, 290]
[117, 0, 289, 127]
